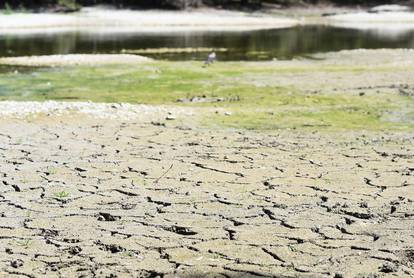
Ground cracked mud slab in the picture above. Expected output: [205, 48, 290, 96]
[0, 110, 413, 278]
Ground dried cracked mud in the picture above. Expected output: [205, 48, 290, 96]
[0, 111, 413, 278]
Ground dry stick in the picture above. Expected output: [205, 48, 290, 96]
[154, 164, 174, 184]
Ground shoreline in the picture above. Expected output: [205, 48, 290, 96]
[1, 5, 414, 35]
[0, 7, 298, 34]
[0, 48, 413, 66]
[0, 49, 413, 132]
[0, 54, 151, 67]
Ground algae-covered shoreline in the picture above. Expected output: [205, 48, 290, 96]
[0, 49, 413, 131]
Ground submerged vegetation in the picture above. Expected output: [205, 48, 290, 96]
[0, 59, 412, 131]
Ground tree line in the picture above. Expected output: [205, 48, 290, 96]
[0, 0, 403, 11]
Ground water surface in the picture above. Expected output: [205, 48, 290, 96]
[1, 25, 414, 60]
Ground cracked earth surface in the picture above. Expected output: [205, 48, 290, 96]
[0, 111, 413, 278]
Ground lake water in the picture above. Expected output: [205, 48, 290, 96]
[1, 25, 414, 61]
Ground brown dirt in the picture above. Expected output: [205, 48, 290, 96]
[0, 110, 413, 277]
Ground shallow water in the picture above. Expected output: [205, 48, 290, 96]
[1, 25, 414, 60]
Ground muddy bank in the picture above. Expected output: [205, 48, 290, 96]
[0, 100, 191, 119]
[0, 49, 413, 131]
[0, 54, 151, 67]
[0, 110, 413, 277]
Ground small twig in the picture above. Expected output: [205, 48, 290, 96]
[154, 164, 173, 184]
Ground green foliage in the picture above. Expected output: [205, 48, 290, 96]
[3, 2, 13, 14]
[55, 191, 70, 198]
[57, 0, 80, 11]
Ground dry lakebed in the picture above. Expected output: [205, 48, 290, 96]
[0, 49, 413, 277]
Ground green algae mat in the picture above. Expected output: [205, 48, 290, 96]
[0, 50, 413, 131]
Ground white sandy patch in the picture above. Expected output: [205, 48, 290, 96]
[325, 10, 414, 33]
[0, 100, 191, 120]
[0, 7, 297, 34]
[328, 11, 414, 23]
[369, 5, 411, 13]
[328, 22, 414, 36]
[0, 54, 151, 67]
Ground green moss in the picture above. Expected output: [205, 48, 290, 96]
[208, 108, 411, 131]
[0, 61, 413, 131]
